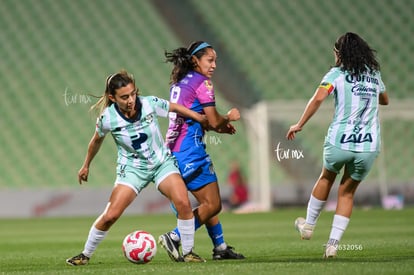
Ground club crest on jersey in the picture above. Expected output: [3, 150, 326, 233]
[204, 80, 213, 91]
[145, 114, 154, 124]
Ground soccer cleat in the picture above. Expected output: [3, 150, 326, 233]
[66, 253, 89, 266]
[158, 233, 183, 262]
[183, 250, 206, 262]
[323, 244, 338, 259]
[295, 217, 314, 240]
[212, 245, 245, 260]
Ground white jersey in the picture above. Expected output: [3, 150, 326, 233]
[96, 96, 171, 169]
[320, 67, 386, 152]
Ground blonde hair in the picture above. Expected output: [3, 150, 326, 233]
[90, 70, 136, 115]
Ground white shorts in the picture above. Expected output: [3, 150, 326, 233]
[115, 154, 180, 194]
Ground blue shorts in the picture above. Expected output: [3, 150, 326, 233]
[172, 149, 217, 191]
[323, 142, 379, 181]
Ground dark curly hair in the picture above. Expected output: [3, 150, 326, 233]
[334, 32, 380, 76]
[165, 41, 213, 84]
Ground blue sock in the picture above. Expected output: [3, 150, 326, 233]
[206, 222, 225, 247]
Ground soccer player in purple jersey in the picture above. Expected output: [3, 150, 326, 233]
[158, 41, 245, 261]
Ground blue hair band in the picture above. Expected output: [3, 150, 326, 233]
[191, 42, 211, 56]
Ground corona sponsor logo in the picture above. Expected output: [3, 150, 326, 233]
[345, 74, 379, 85]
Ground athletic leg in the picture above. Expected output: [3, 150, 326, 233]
[191, 183, 244, 259]
[295, 167, 337, 240]
[307, 167, 337, 224]
[66, 184, 136, 265]
[325, 170, 360, 258]
[158, 173, 194, 254]
[191, 182, 222, 224]
[158, 173, 204, 262]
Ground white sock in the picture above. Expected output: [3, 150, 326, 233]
[215, 243, 227, 251]
[328, 214, 350, 243]
[82, 226, 108, 258]
[306, 195, 326, 225]
[177, 218, 195, 255]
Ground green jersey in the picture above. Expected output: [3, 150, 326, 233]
[320, 67, 386, 152]
[96, 96, 171, 170]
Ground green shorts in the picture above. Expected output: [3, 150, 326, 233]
[115, 154, 180, 194]
[323, 142, 379, 181]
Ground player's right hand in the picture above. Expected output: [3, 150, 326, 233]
[227, 108, 240, 121]
[78, 167, 89, 184]
[286, 124, 302, 140]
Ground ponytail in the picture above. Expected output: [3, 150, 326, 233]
[90, 70, 135, 115]
[165, 41, 213, 84]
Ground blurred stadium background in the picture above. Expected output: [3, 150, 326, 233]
[0, 0, 412, 217]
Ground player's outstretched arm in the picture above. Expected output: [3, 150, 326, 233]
[78, 132, 105, 184]
[203, 107, 240, 134]
[286, 87, 329, 140]
[169, 102, 208, 128]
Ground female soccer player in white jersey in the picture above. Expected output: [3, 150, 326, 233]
[158, 41, 245, 261]
[66, 70, 207, 265]
[286, 32, 389, 258]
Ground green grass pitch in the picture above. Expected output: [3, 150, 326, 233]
[1, 208, 413, 274]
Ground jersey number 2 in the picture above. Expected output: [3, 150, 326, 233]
[131, 133, 148, 150]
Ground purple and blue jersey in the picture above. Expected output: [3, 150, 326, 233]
[166, 71, 217, 189]
[166, 71, 215, 152]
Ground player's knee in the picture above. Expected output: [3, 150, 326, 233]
[215, 203, 222, 215]
[172, 198, 192, 216]
[207, 201, 222, 216]
[101, 211, 121, 227]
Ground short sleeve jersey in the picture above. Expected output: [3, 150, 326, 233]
[320, 67, 386, 152]
[96, 96, 170, 169]
[166, 71, 215, 152]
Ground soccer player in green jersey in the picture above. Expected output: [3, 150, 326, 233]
[66, 70, 207, 265]
[286, 33, 389, 258]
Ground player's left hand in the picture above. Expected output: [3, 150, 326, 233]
[217, 123, 236, 134]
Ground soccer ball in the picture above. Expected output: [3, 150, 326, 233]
[122, 230, 157, 264]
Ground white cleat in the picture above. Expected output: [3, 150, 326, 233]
[323, 244, 338, 259]
[294, 217, 314, 240]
